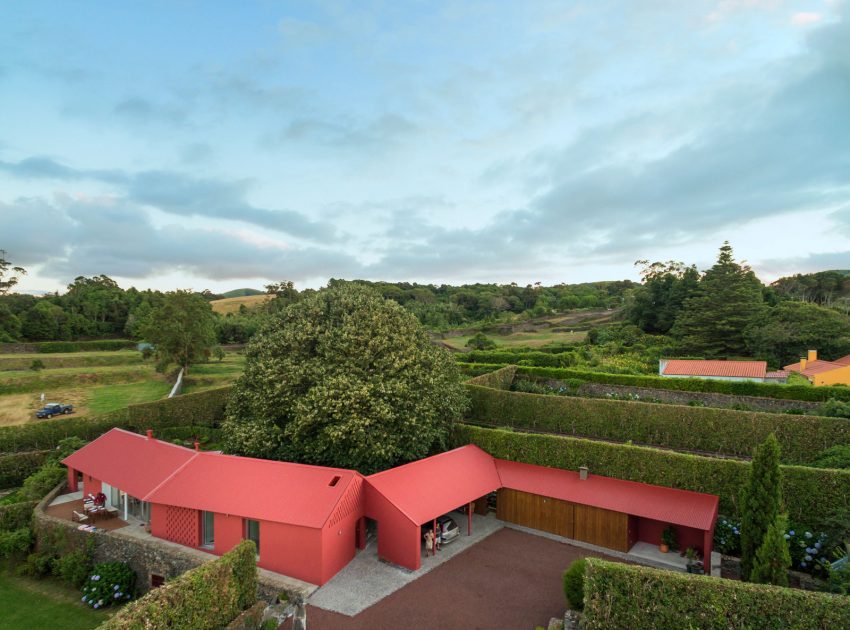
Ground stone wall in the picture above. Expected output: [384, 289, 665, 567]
[34, 483, 312, 602]
[0, 343, 38, 354]
[562, 381, 821, 413]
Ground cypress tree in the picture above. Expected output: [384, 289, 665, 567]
[750, 514, 792, 587]
[671, 242, 765, 356]
[739, 433, 782, 581]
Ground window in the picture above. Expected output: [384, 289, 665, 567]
[245, 519, 260, 556]
[202, 511, 215, 548]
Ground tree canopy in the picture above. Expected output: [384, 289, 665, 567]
[0, 249, 26, 296]
[222, 283, 469, 473]
[140, 290, 217, 373]
[740, 433, 782, 582]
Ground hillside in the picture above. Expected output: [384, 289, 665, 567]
[210, 294, 271, 314]
[220, 288, 264, 298]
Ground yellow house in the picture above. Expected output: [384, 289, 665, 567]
[783, 350, 850, 386]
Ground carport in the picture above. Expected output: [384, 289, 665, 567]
[364, 445, 501, 570]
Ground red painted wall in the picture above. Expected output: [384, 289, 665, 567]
[213, 513, 244, 556]
[260, 521, 324, 584]
[81, 473, 102, 496]
[638, 517, 705, 555]
[151, 503, 201, 548]
[67, 467, 78, 492]
[365, 483, 421, 570]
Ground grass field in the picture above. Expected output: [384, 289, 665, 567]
[0, 351, 143, 371]
[210, 294, 271, 314]
[441, 329, 587, 350]
[0, 572, 114, 629]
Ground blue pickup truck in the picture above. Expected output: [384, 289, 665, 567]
[35, 403, 74, 419]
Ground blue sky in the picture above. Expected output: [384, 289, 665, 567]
[1, 1, 849, 293]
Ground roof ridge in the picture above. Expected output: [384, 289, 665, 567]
[366, 444, 483, 480]
[198, 450, 358, 475]
[142, 451, 201, 502]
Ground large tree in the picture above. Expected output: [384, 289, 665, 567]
[627, 260, 700, 334]
[140, 290, 216, 373]
[671, 242, 765, 356]
[222, 283, 469, 473]
[0, 249, 26, 295]
[744, 300, 850, 366]
[750, 514, 792, 587]
[739, 433, 782, 581]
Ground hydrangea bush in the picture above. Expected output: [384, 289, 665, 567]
[714, 515, 834, 576]
[81, 562, 135, 609]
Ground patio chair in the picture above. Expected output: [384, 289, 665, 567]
[72, 511, 89, 523]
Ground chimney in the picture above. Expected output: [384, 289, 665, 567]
[146, 429, 153, 440]
[808, 349, 817, 362]
[193, 441, 200, 452]
[579, 465, 589, 481]
[800, 358, 807, 371]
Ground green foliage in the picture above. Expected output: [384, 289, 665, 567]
[511, 365, 850, 401]
[18, 461, 65, 501]
[458, 349, 574, 367]
[562, 558, 586, 610]
[744, 301, 850, 367]
[0, 409, 129, 453]
[140, 290, 217, 373]
[740, 434, 782, 581]
[35, 339, 136, 353]
[671, 243, 766, 356]
[465, 332, 497, 350]
[627, 260, 700, 334]
[581, 558, 850, 630]
[0, 501, 37, 530]
[465, 380, 850, 465]
[814, 399, 850, 418]
[661, 526, 678, 550]
[101, 539, 257, 629]
[127, 385, 231, 430]
[0, 450, 50, 489]
[453, 424, 850, 533]
[81, 562, 135, 609]
[0, 527, 33, 558]
[751, 514, 792, 587]
[29, 359, 45, 371]
[224, 284, 468, 473]
[56, 539, 95, 589]
[810, 445, 850, 469]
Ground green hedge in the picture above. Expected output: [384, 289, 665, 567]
[466, 383, 850, 464]
[127, 386, 232, 430]
[465, 365, 516, 390]
[100, 539, 257, 630]
[0, 450, 51, 489]
[0, 410, 129, 454]
[458, 350, 572, 367]
[512, 365, 850, 402]
[582, 558, 850, 629]
[0, 500, 37, 531]
[35, 340, 136, 353]
[454, 424, 850, 532]
[457, 362, 507, 378]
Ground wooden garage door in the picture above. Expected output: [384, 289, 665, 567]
[573, 504, 630, 552]
[496, 488, 574, 538]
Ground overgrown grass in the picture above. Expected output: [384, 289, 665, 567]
[86, 381, 172, 415]
[0, 571, 114, 629]
[0, 351, 143, 371]
[442, 330, 587, 350]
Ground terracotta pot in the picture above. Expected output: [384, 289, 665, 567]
[659, 543, 669, 553]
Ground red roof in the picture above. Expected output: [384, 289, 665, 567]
[366, 445, 501, 525]
[783, 359, 847, 377]
[765, 370, 789, 379]
[495, 459, 718, 531]
[145, 452, 359, 529]
[662, 359, 766, 379]
[62, 428, 196, 499]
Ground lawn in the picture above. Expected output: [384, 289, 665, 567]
[442, 329, 587, 351]
[86, 380, 173, 415]
[0, 572, 114, 629]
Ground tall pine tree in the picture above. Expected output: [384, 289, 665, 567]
[739, 433, 782, 581]
[671, 242, 765, 356]
[750, 513, 792, 586]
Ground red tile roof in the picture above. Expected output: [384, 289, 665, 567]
[496, 459, 718, 531]
[662, 359, 767, 379]
[144, 452, 360, 529]
[62, 428, 196, 500]
[366, 445, 501, 525]
[765, 370, 789, 379]
[783, 359, 848, 377]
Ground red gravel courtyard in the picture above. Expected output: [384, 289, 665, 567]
[305, 527, 628, 630]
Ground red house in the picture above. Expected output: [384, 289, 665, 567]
[63, 430, 719, 585]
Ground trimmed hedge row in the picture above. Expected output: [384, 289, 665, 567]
[582, 558, 850, 629]
[453, 424, 850, 532]
[100, 539, 258, 630]
[35, 340, 136, 353]
[0, 410, 129, 454]
[0, 500, 37, 531]
[0, 450, 51, 489]
[0, 353, 142, 371]
[465, 365, 516, 390]
[466, 383, 850, 464]
[457, 362, 507, 378]
[458, 349, 573, 367]
[127, 386, 232, 429]
[513, 365, 850, 402]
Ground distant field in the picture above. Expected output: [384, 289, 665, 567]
[442, 329, 587, 350]
[0, 350, 143, 371]
[210, 294, 271, 314]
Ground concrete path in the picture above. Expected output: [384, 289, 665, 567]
[308, 511, 503, 616]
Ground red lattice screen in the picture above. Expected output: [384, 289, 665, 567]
[164, 506, 199, 547]
[329, 477, 364, 527]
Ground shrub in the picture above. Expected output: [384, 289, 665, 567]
[465, 365, 516, 391]
[56, 540, 95, 588]
[453, 424, 850, 533]
[740, 434, 781, 581]
[0, 527, 32, 558]
[29, 359, 45, 371]
[101, 539, 257, 629]
[661, 525, 678, 551]
[0, 501, 37, 531]
[24, 550, 55, 577]
[128, 386, 232, 430]
[810, 445, 850, 469]
[0, 450, 50, 488]
[466, 332, 497, 351]
[581, 558, 850, 629]
[751, 514, 792, 587]
[18, 462, 65, 501]
[464, 381, 850, 465]
[563, 558, 587, 610]
[35, 340, 135, 353]
[82, 562, 136, 609]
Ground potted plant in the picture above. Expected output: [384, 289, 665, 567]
[685, 547, 704, 573]
[660, 525, 677, 553]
